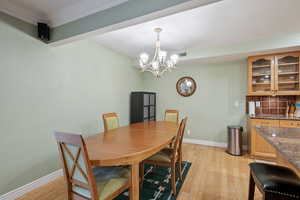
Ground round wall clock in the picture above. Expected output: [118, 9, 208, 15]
[176, 76, 197, 97]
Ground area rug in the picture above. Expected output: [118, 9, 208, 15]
[114, 161, 192, 200]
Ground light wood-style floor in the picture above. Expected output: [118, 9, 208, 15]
[18, 144, 262, 200]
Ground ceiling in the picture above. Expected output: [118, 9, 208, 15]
[94, 0, 300, 59]
[0, 0, 128, 27]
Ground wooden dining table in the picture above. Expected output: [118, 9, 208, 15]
[84, 121, 179, 200]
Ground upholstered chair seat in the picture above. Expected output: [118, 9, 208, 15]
[147, 148, 174, 162]
[74, 166, 130, 200]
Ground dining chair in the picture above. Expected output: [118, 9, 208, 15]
[54, 131, 130, 200]
[102, 112, 119, 132]
[141, 117, 188, 195]
[165, 110, 179, 123]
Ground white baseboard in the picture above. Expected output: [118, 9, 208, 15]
[183, 138, 248, 151]
[183, 138, 227, 148]
[0, 169, 63, 200]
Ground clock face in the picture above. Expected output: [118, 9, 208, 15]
[176, 77, 197, 97]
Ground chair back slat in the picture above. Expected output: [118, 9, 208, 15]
[172, 117, 188, 158]
[102, 112, 120, 132]
[72, 193, 90, 200]
[165, 110, 179, 123]
[54, 131, 98, 200]
[70, 179, 90, 188]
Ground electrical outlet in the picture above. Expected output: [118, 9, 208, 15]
[255, 101, 261, 107]
[187, 129, 191, 135]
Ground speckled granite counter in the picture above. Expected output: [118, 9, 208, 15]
[249, 114, 300, 120]
[255, 126, 300, 171]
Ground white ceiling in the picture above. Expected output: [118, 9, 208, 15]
[0, 0, 128, 27]
[94, 0, 300, 58]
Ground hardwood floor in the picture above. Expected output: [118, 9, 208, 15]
[177, 144, 261, 200]
[18, 144, 262, 200]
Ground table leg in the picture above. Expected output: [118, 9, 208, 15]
[130, 163, 140, 200]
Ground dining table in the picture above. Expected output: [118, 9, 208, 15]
[84, 121, 179, 200]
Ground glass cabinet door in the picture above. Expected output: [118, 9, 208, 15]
[143, 94, 149, 106]
[248, 56, 275, 95]
[149, 105, 155, 118]
[149, 94, 155, 105]
[275, 53, 300, 95]
[143, 106, 149, 118]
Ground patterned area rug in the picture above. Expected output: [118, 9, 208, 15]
[115, 161, 192, 200]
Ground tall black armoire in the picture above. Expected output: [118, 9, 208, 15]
[130, 92, 156, 124]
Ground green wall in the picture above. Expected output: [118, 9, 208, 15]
[0, 18, 143, 195]
[0, 9, 249, 195]
[143, 61, 248, 143]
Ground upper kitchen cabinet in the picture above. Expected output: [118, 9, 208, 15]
[248, 51, 300, 96]
[248, 55, 275, 96]
[275, 52, 300, 95]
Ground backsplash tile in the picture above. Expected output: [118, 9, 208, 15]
[246, 96, 296, 115]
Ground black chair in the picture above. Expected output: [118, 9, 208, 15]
[248, 162, 300, 200]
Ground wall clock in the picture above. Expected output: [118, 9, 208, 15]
[176, 76, 197, 97]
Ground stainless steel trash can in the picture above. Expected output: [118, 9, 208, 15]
[227, 125, 243, 156]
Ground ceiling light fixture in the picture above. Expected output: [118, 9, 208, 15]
[138, 28, 179, 78]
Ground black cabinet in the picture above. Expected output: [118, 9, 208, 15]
[130, 92, 156, 124]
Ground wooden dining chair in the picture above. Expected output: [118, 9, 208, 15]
[102, 112, 119, 132]
[54, 131, 130, 200]
[165, 110, 179, 123]
[141, 117, 188, 196]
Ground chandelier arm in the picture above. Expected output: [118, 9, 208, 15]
[144, 68, 155, 73]
[161, 67, 168, 75]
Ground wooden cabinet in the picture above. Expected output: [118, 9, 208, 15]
[130, 92, 156, 124]
[275, 53, 300, 95]
[249, 119, 278, 159]
[249, 118, 300, 160]
[280, 120, 300, 128]
[248, 52, 300, 95]
[248, 56, 275, 96]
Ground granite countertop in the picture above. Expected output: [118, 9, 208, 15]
[249, 114, 300, 120]
[255, 126, 300, 171]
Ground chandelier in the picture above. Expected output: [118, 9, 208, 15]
[139, 28, 179, 77]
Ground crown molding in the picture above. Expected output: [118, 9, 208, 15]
[0, 0, 48, 25]
[50, 0, 129, 27]
[0, 0, 129, 27]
